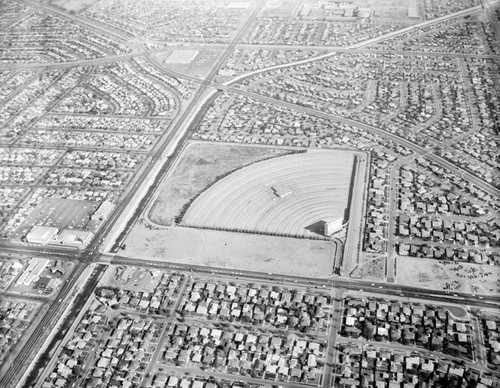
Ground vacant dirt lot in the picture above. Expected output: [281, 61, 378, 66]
[122, 222, 337, 278]
[350, 256, 386, 281]
[148, 141, 293, 226]
[397, 256, 500, 295]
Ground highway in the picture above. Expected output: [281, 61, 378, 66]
[0, 0, 266, 312]
[102, 0, 265, 253]
[95, 0, 268, 252]
[482, 0, 500, 44]
[1, 0, 496, 295]
[20, 0, 136, 48]
[223, 5, 485, 87]
[104, 255, 500, 309]
[0, 244, 77, 259]
[104, 254, 500, 381]
[104, 87, 217, 252]
[0, 262, 96, 387]
[322, 284, 343, 388]
[206, 0, 266, 83]
[0, 52, 147, 71]
[1, 2, 499, 385]
[4, 78, 497, 386]
[5, 0, 492, 265]
[0, 25, 231, 258]
[341, 153, 370, 277]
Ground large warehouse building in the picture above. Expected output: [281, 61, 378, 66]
[16, 257, 50, 286]
[49, 229, 93, 248]
[25, 225, 92, 249]
[25, 226, 59, 245]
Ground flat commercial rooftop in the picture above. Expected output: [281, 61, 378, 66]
[25, 225, 58, 244]
[49, 229, 93, 248]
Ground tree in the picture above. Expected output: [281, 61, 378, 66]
[361, 320, 374, 340]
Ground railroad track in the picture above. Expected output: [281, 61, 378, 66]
[0, 263, 104, 388]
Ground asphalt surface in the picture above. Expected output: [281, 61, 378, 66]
[482, 0, 500, 44]
[385, 155, 414, 283]
[220, 87, 500, 198]
[101, 1, 266, 253]
[223, 5, 485, 87]
[1, 2, 499, 385]
[105, 255, 500, 308]
[341, 153, 370, 277]
[0, 262, 95, 388]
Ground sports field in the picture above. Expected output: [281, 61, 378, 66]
[182, 149, 356, 237]
[148, 141, 294, 226]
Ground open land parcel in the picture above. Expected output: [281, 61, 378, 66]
[1, 0, 500, 386]
[125, 144, 361, 277]
[148, 141, 295, 226]
[397, 256, 500, 295]
[181, 149, 356, 238]
[121, 225, 338, 278]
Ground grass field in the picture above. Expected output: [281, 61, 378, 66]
[122, 222, 337, 278]
[182, 149, 355, 237]
[446, 305, 468, 319]
[397, 256, 500, 296]
[12, 198, 97, 241]
[148, 141, 294, 226]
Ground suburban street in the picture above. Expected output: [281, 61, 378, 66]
[104, 255, 500, 309]
[0, 0, 499, 386]
[221, 87, 500, 198]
